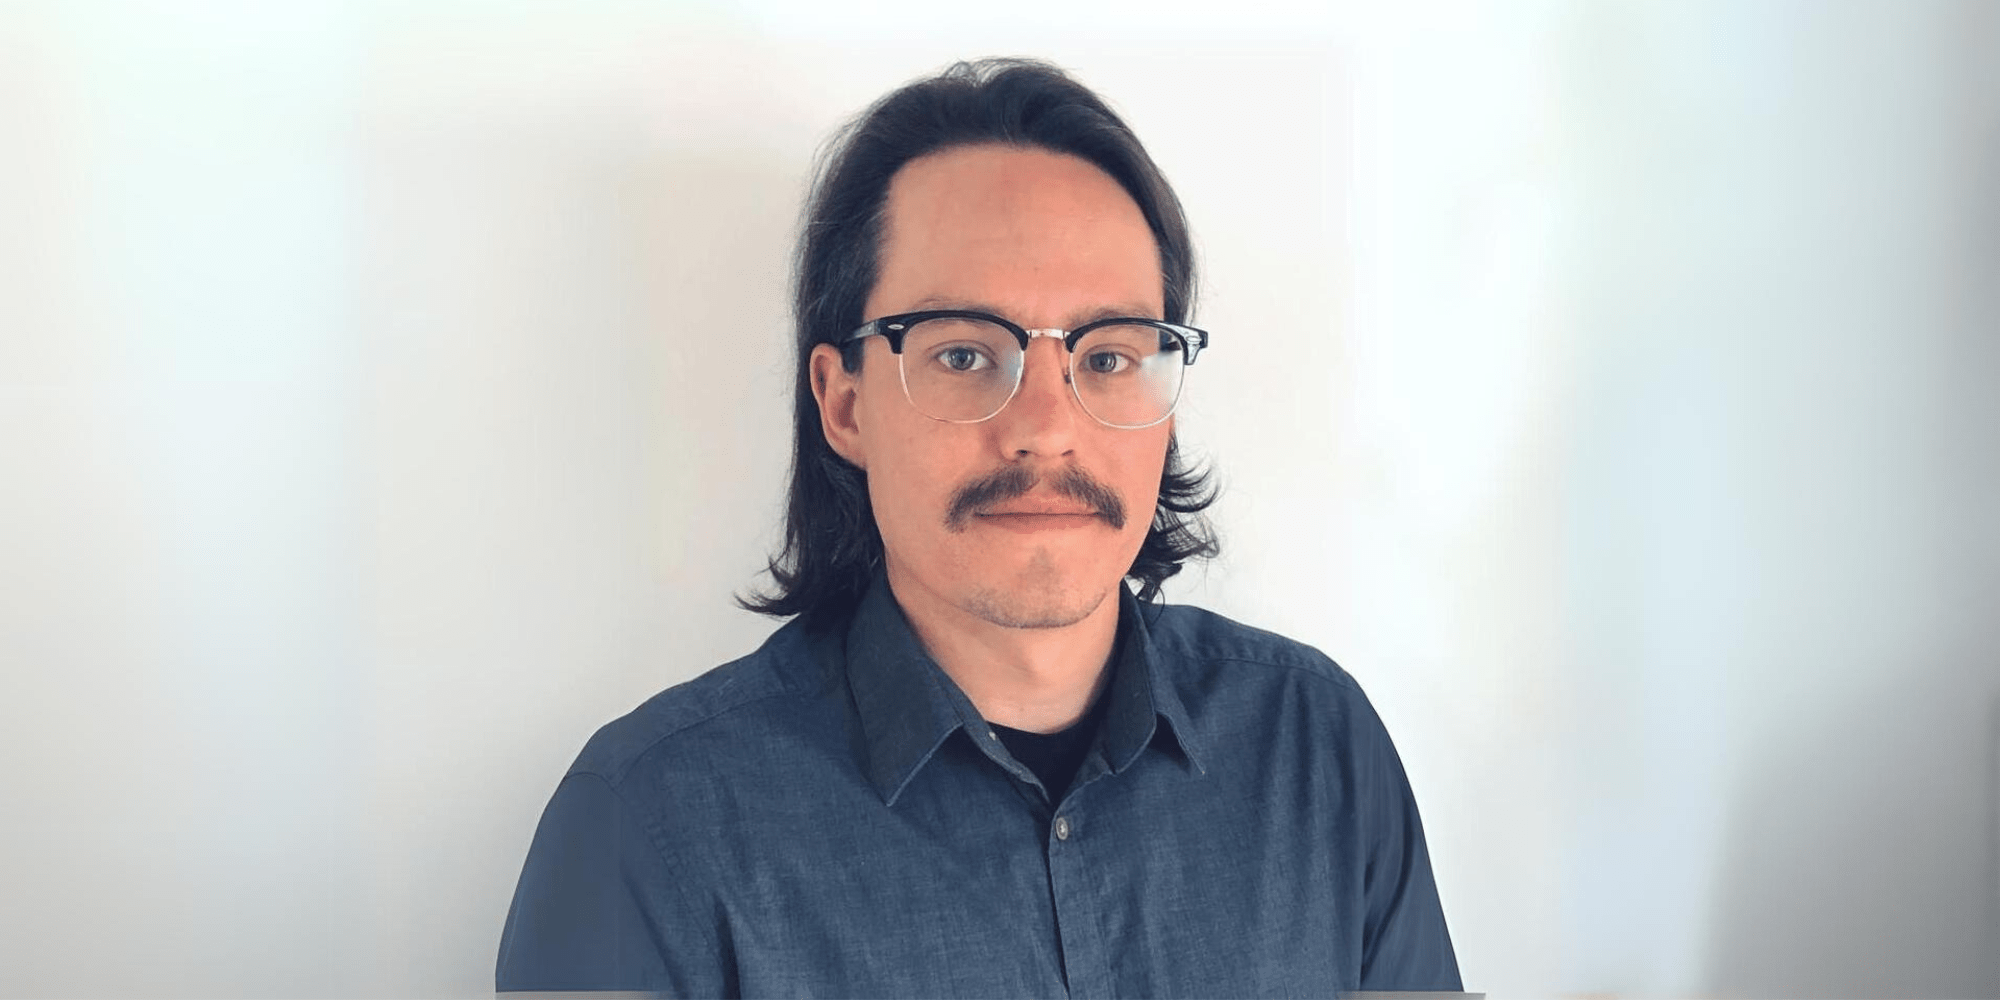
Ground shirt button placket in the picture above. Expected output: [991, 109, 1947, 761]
[1046, 809, 1110, 997]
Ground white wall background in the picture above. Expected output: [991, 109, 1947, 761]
[2, 1, 1995, 997]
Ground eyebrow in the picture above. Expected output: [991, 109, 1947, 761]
[902, 296, 1162, 327]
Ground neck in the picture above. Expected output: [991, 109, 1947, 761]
[885, 564, 1121, 735]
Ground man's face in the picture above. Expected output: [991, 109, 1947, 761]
[811, 144, 1172, 630]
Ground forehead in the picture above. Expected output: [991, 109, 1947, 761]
[868, 144, 1164, 322]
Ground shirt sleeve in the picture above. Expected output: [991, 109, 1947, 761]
[496, 771, 727, 996]
[1352, 694, 1465, 992]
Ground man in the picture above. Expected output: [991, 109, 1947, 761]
[497, 58, 1462, 997]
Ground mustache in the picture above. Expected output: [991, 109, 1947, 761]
[945, 465, 1128, 532]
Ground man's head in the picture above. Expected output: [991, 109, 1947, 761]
[743, 59, 1218, 627]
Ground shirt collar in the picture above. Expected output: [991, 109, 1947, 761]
[842, 570, 1207, 807]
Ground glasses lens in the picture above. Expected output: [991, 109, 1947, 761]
[899, 317, 1024, 421]
[1071, 324, 1187, 428]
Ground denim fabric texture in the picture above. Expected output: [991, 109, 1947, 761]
[496, 572, 1462, 997]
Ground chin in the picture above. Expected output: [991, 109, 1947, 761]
[959, 582, 1110, 630]
[955, 552, 1115, 629]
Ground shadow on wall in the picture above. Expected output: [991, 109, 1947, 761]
[1702, 674, 2000, 997]
[1697, 4, 2000, 990]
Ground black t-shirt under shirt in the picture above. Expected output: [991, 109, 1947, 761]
[988, 674, 1114, 802]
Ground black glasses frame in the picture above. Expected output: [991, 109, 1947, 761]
[842, 309, 1209, 364]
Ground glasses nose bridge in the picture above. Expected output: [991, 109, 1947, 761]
[1024, 326, 1072, 366]
[1019, 327, 1073, 382]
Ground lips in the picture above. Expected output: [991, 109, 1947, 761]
[975, 510, 1102, 533]
[977, 501, 1098, 517]
[945, 465, 1129, 532]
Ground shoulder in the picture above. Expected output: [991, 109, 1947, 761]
[564, 617, 834, 786]
[1143, 601, 1414, 793]
[1142, 600, 1363, 696]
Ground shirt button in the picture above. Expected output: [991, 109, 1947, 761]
[1053, 816, 1071, 841]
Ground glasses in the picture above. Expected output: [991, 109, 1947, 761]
[840, 310, 1209, 429]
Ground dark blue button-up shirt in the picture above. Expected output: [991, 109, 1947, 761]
[497, 574, 1462, 997]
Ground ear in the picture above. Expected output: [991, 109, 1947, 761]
[809, 343, 867, 470]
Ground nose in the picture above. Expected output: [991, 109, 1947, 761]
[992, 334, 1080, 458]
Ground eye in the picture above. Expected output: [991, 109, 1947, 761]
[1081, 349, 1134, 375]
[933, 344, 993, 373]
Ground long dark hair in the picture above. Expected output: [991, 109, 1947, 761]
[740, 58, 1219, 627]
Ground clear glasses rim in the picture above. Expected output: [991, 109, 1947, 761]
[838, 308, 1211, 429]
